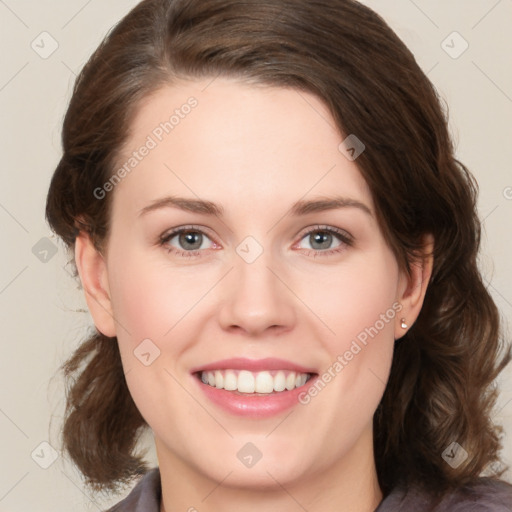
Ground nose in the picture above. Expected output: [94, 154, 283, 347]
[217, 250, 296, 337]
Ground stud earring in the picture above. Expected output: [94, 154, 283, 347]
[400, 318, 408, 329]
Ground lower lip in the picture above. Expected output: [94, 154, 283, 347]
[193, 373, 319, 418]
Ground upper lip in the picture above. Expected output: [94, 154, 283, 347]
[190, 357, 318, 374]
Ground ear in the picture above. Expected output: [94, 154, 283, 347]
[395, 234, 434, 340]
[74, 232, 117, 337]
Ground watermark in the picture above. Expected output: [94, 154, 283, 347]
[441, 31, 469, 60]
[236, 236, 264, 264]
[31, 441, 59, 469]
[31, 31, 59, 59]
[338, 134, 365, 161]
[442, 441, 468, 469]
[237, 442, 263, 468]
[298, 302, 402, 405]
[32, 237, 58, 263]
[503, 186, 512, 200]
[482, 460, 505, 477]
[134, 338, 161, 366]
[93, 97, 198, 200]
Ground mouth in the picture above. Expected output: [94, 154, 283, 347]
[189, 357, 319, 417]
[193, 369, 316, 395]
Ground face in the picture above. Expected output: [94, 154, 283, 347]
[87, 78, 415, 490]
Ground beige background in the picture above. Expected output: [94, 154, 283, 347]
[0, 0, 511, 510]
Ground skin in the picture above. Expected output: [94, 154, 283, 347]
[75, 78, 433, 512]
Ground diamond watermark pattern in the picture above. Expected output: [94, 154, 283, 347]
[134, 338, 161, 366]
[442, 441, 469, 469]
[441, 31, 469, 59]
[31, 441, 59, 469]
[31, 32, 59, 59]
[32, 237, 58, 263]
[236, 236, 263, 264]
[338, 134, 365, 161]
[237, 442, 263, 468]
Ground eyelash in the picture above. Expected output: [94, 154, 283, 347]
[158, 224, 354, 259]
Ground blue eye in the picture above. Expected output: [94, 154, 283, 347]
[159, 224, 353, 258]
[295, 225, 353, 257]
[300, 230, 341, 251]
[160, 226, 216, 257]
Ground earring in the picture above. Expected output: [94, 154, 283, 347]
[400, 318, 408, 329]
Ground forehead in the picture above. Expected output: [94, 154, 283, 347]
[112, 77, 373, 217]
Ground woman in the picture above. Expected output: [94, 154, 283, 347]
[45, 0, 512, 510]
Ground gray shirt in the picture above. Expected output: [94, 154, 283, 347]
[106, 467, 512, 511]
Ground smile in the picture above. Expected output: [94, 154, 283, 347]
[197, 369, 313, 394]
[190, 358, 320, 418]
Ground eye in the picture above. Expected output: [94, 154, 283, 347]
[159, 226, 217, 257]
[295, 225, 353, 257]
[159, 224, 353, 259]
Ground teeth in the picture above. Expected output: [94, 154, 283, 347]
[286, 372, 296, 390]
[214, 370, 224, 389]
[224, 371, 237, 391]
[238, 370, 255, 393]
[273, 371, 286, 392]
[255, 371, 274, 393]
[199, 369, 312, 394]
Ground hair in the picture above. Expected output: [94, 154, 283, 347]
[46, 0, 512, 501]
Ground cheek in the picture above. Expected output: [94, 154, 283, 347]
[107, 248, 211, 345]
[312, 248, 400, 401]
[314, 248, 400, 346]
[105, 250, 202, 424]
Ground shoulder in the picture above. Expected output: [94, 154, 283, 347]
[104, 467, 161, 512]
[376, 477, 512, 512]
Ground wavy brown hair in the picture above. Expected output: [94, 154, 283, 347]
[46, 0, 512, 500]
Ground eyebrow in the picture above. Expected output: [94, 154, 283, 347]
[138, 195, 373, 218]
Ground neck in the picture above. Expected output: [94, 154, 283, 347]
[157, 426, 383, 512]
